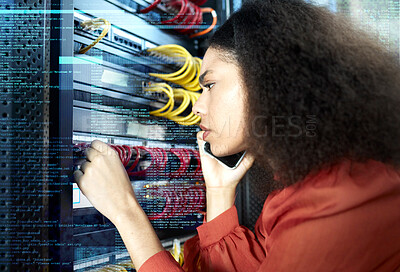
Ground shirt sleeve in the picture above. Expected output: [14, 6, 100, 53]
[183, 205, 266, 272]
[138, 250, 184, 272]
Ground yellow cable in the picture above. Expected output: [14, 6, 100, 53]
[144, 82, 201, 126]
[148, 44, 202, 91]
[169, 91, 201, 125]
[167, 88, 190, 117]
[117, 261, 135, 269]
[144, 83, 175, 116]
[78, 18, 111, 54]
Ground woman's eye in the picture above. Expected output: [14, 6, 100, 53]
[204, 83, 215, 90]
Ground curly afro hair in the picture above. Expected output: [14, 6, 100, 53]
[208, 0, 400, 187]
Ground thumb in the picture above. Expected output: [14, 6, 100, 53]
[196, 131, 205, 156]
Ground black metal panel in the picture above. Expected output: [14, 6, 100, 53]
[0, 0, 54, 270]
[237, 167, 274, 233]
[47, 0, 75, 270]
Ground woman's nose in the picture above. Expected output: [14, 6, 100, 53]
[192, 93, 207, 117]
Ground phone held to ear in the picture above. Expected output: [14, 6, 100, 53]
[203, 141, 246, 170]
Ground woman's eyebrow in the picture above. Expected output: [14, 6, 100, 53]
[199, 70, 213, 86]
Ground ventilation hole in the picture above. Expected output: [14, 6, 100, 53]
[0, 176, 5, 181]
[1, 151, 6, 155]
[2, 113, 7, 118]
[2, 101, 7, 106]
[1, 163, 6, 168]
[1, 126, 6, 131]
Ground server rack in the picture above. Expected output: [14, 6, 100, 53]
[54, 0, 248, 271]
[66, 1, 211, 271]
[0, 0, 268, 270]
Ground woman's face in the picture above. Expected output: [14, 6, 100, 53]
[192, 47, 248, 157]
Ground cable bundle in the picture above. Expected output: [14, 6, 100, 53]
[77, 18, 111, 54]
[148, 45, 202, 91]
[169, 239, 184, 266]
[144, 82, 201, 126]
[93, 264, 129, 271]
[139, 0, 217, 38]
[189, 0, 207, 5]
[144, 184, 206, 220]
[74, 143, 202, 180]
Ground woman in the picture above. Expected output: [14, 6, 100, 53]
[74, 0, 400, 271]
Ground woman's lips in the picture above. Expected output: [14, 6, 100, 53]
[199, 125, 210, 140]
[199, 124, 208, 131]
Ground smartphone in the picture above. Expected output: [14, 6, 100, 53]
[203, 141, 246, 169]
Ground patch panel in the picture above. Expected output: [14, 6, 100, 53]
[112, 27, 143, 51]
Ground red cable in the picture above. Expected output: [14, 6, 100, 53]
[139, 0, 162, 13]
[129, 146, 156, 177]
[191, 0, 207, 6]
[179, 4, 202, 34]
[126, 146, 141, 175]
[169, 148, 189, 179]
[161, 0, 186, 24]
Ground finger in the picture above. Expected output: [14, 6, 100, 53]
[196, 131, 205, 155]
[80, 160, 91, 174]
[238, 152, 255, 171]
[85, 147, 100, 162]
[75, 158, 86, 166]
[73, 169, 83, 184]
[90, 139, 109, 154]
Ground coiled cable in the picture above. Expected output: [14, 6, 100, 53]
[78, 18, 111, 54]
[144, 82, 201, 126]
[139, 0, 215, 38]
[147, 44, 202, 91]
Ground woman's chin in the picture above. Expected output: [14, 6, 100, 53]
[210, 143, 243, 157]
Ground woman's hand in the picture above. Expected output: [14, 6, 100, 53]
[196, 131, 255, 190]
[74, 140, 165, 269]
[73, 140, 139, 224]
